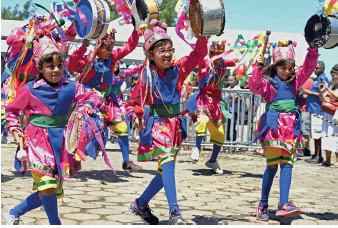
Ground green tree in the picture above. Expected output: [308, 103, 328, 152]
[159, 0, 178, 27]
[1, 0, 36, 20]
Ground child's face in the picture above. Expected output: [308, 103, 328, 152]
[148, 42, 173, 70]
[228, 76, 236, 87]
[209, 52, 222, 65]
[98, 43, 114, 59]
[38, 54, 64, 84]
[274, 62, 295, 80]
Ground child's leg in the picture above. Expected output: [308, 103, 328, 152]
[41, 188, 61, 225]
[161, 160, 179, 213]
[324, 150, 332, 165]
[209, 144, 222, 163]
[118, 135, 130, 164]
[9, 192, 42, 219]
[260, 147, 281, 206]
[195, 115, 209, 150]
[260, 165, 278, 206]
[208, 122, 225, 163]
[279, 163, 293, 205]
[137, 173, 163, 207]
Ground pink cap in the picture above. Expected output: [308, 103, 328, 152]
[33, 36, 61, 64]
[143, 19, 172, 54]
[272, 43, 296, 63]
[101, 28, 117, 45]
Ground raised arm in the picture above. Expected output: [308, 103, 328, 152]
[177, 36, 208, 87]
[295, 47, 319, 90]
[111, 29, 139, 63]
[66, 45, 89, 73]
[122, 64, 142, 78]
[6, 27, 26, 48]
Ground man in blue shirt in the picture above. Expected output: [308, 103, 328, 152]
[304, 61, 329, 164]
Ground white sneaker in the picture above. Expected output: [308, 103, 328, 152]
[205, 160, 223, 174]
[4, 210, 20, 225]
[190, 146, 200, 161]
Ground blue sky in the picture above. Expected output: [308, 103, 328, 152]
[1, 0, 337, 76]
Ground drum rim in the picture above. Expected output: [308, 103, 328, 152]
[218, 0, 225, 36]
[304, 14, 331, 48]
[189, 0, 204, 37]
[322, 16, 338, 49]
[74, 0, 99, 39]
[92, 0, 110, 40]
[145, 0, 160, 30]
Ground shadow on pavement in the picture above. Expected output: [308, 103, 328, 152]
[188, 168, 263, 179]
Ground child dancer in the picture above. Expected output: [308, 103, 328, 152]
[125, 19, 208, 225]
[249, 41, 318, 221]
[67, 28, 142, 171]
[186, 40, 237, 174]
[1, 14, 76, 142]
[4, 35, 102, 225]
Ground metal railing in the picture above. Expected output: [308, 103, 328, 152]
[119, 87, 265, 153]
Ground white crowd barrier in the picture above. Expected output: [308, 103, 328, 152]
[121, 87, 266, 153]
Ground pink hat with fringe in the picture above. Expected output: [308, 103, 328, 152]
[33, 36, 61, 64]
[272, 40, 297, 63]
[143, 19, 172, 54]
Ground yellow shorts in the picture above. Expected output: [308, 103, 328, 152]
[110, 121, 128, 136]
[195, 114, 225, 146]
[265, 147, 296, 168]
[157, 155, 177, 175]
[31, 171, 64, 199]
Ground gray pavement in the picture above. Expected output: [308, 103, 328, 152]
[1, 140, 337, 225]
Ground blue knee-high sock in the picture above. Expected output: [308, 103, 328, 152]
[9, 192, 42, 219]
[41, 193, 61, 225]
[125, 119, 132, 137]
[209, 144, 221, 163]
[196, 136, 204, 150]
[260, 166, 277, 206]
[279, 163, 292, 205]
[162, 161, 179, 213]
[138, 173, 163, 207]
[118, 135, 129, 164]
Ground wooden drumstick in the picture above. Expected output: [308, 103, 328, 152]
[258, 30, 271, 69]
[19, 136, 24, 150]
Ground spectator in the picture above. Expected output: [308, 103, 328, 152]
[119, 59, 127, 69]
[298, 66, 314, 157]
[225, 75, 242, 149]
[305, 61, 330, 164]
[128, 61, 137, 70]
[318, 65, 338, 168]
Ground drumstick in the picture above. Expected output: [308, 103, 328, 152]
[258, 30, 271, 69]
[19, 136, 24, 150]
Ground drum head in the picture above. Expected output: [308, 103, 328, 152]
[304, 14, 331, 48]
[189, 0, 203, 37]
[75, 0, 95, 39]
[131, 0, 150, 28]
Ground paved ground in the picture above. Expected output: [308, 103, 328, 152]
[1, 140, 337, 225]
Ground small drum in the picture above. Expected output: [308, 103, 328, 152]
[189, 0, 225, 37]
[74, 0, 110, 40]
[131, 0, 160, 31]
[305, 14, 338, 49]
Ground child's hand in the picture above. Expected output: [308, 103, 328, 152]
[324, 82, 329, 90]
[257, 54, 265, 66]
[85, 104, 95, 115]
[83, 39, 89, 47]
[134, 118, 144, 131]
[13, 130, 24, 145]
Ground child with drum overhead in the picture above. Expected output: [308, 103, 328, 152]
[66, 27, 143, 171]
[124, 19, 209, 225]
[248, 41, 318, 221]
[4, 35, 102, 225]
[186, 40, 238, 174]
